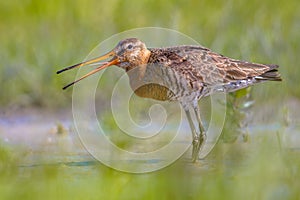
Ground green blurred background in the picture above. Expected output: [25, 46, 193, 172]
[0, 0, 299, 109]
[1, 0, 300, 199]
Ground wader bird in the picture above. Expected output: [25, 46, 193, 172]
[57, 38, 281, 162]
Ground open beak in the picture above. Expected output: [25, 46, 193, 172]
[57, 51, 118, 90]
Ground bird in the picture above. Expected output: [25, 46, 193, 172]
[57, 38, 281, 162]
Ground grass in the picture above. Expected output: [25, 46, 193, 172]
[0, 0, 299, 108]
[0, 133, 300, 200]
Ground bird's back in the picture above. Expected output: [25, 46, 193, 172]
[148, 46, 280, 96]
[129, 45, 281, 102]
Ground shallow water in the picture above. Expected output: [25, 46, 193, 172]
[0, 107, 299, 174]
[1, 108, 300, 200]
[0, 101, 300, 171]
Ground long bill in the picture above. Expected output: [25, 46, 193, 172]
[56, 51, 118, 90]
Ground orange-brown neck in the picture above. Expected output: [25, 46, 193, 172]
[124, 49, 151, 72]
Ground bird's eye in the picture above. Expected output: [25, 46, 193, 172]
[127, 44, 133, 49]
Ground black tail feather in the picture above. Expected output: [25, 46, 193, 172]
[256, 65, 282, 81]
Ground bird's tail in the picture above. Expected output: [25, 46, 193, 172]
[256, 64, 282, 81]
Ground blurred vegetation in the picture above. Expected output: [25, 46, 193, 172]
[0, 0, 299, 109]
[0, 132, 300, 199]
[221, 88, 253, 142]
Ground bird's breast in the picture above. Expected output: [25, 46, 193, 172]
[132, 83, 171, 101]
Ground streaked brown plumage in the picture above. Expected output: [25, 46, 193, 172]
[57, 38, 281, 162]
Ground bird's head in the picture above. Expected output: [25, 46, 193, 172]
[57, 38, 150, 90]
[114, 38, 150, 70]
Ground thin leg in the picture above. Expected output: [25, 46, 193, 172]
[183, 106, 200, 162]
[192, 101, 207, 160]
